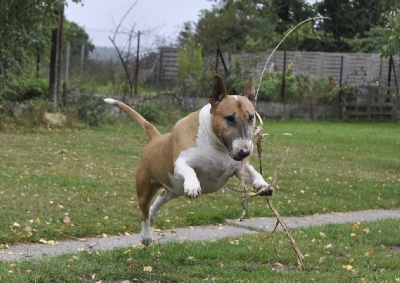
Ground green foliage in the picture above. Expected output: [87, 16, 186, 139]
[225, 59, 339, 104]
[137, 101, 164, 124]
[176, 36, 206, 97]
[315, 0, 400, 52]
[137, 101, 183, 125]
[191, 0, 400, 54]
[195, 0, 280, 55]
[380, 11, 400, 57]
[2, 75, 49, 102]
[73, 93, 107, 127]
[0, 98, 54, 130]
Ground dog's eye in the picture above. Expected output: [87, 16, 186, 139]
[225, 115, 235, 125]
[248, 114, 254, 123]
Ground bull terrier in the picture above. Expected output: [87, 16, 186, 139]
[104, 75, 273, 245]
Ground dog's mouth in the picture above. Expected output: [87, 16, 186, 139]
[228, 150, 243, 161]
[224, 139, 252, 161]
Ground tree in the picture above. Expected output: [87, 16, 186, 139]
[0, 0, 53, 95]
[177, 36, 204, 97]
[64, 21, 95, 59]
[315, 0, 400, 52]
[270, 0, 315, 34]
[194, 0, 280, 55]
[192, 0, 320, 55]
[0, 0, 82, 100]
[380, 11, 400, 57]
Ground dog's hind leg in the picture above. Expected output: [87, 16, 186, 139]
[150, 189, 178, 223]
[136, 174, 158, 245]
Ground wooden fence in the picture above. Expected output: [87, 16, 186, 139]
[342, 85, 398, 119]
[154, 48, 400, 119]
[156, 48, 400, 89]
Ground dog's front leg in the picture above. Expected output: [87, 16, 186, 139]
[239, 163, 274, 196]
[174, 158, 202, 198]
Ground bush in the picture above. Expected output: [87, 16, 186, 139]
[72, 94, 107, 127]
[2, 75, 49, 102]
[0, 98, 54, 129]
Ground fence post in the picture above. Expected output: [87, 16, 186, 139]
[80, 44, 85, 77]
[339, 55, 344, 88]
[280, 50, 287, 103]
[134, 31, 140, 96]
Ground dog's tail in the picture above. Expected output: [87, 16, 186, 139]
[104, 98, 161, 140]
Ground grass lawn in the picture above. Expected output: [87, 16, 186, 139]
[0, 120, 399, 282]
[0, 121, 399, 245]
[0, 219, 399, 282]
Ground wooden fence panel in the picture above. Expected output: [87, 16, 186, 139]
[156, 48, 400, 90]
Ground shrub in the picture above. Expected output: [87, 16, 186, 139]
[73, 94, 107, 127]
[2, 75, 49, 102]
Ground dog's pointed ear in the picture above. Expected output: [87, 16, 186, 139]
[210, 75, 227, 105]
[241, 76, 256, 105]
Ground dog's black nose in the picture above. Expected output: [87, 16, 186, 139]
[238, 149, 251, 159]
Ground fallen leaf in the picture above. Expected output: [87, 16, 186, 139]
[343, 265, 353, 271]
[129, 263, 140, 269]
[63, 216, 71, 224]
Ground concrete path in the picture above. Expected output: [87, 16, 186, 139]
[1, 209, 400, 262]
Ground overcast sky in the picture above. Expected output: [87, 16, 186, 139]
[65, 0, 215, 50]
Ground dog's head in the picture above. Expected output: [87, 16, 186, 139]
[209, 75, 256, 161]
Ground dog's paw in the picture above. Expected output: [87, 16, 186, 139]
[141, 236, 153, 246]
[184, 179, 202, 198]
[254, 181, 274, 196]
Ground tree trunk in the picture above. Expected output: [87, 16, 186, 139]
[49, 2, 64, 108]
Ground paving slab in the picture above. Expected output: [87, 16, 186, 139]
[1, 209, 399, 262]
[228, 209, 400, 231]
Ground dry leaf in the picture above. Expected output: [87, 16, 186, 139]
[343, 265, 353, 271]
[63, 216, 71, 224]
[129, 263, 140, 269]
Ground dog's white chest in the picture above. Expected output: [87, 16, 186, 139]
[169, 146, 238, 194]
[167, 104, 240, 195]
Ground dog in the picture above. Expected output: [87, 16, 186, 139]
[104, 75, 273, 245]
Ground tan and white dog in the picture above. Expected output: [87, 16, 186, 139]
[104, 75, 273, 245]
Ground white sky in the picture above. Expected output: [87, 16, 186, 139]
[65, 0, 215, 50]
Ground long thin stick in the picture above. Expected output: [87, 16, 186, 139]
[240, 17, 330, 270]
[255, 17, 330, 99]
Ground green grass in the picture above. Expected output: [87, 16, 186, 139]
[0, 120, 399, 282]
[0, 121, 399, 245]
[0, 219, 399, 282]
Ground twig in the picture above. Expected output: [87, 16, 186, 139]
[255, 17, 330, 99]
[238, 17, 331, 270]
[266, 197, 305, 270]
[239, 161, 248, 221]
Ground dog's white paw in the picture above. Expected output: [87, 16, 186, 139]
[140, 220, 153, 246]
[184, 179, 202, 198]
[254, 180, 274, 196]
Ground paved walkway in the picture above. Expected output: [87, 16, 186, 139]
[1, 209, 400, 261]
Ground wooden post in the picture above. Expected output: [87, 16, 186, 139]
[339, 55, 344, 88]
[80, 43, 85, 77]
[49, 1, 64, 108]
[134, 31, 140, 96]
[280, 50, 287, 103]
